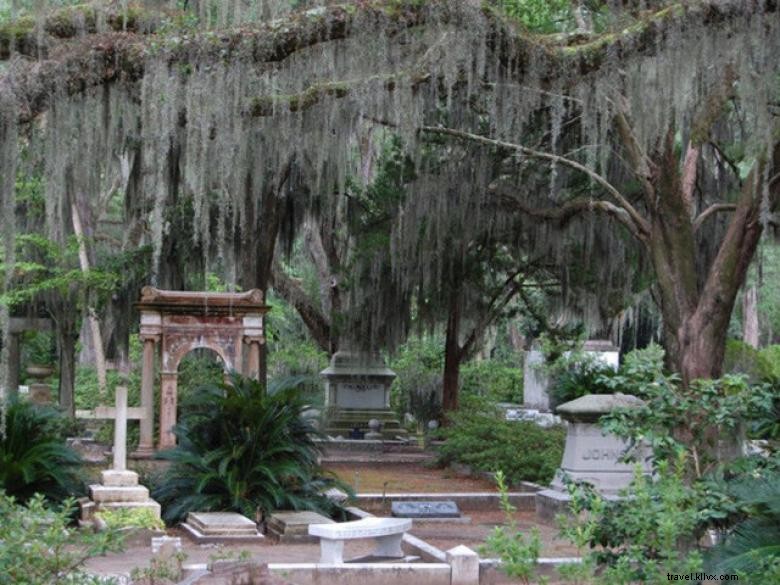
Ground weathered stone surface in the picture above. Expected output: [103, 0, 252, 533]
[192, 562, 293, 585]
[187, 512, 258, 535]
[556, 393, 644, 421]
[181, 511, 264, 544]
[447, 545, 479, 585]
[391, 501, 460, 519]
[309, 517, 411, 564]
[89, 484, 149, 503]
[267, 511, 334, 542]
[100, 469, 139, 487]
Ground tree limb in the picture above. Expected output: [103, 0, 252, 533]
[421, 125, 651, 240]
[693, 203, 737, 232]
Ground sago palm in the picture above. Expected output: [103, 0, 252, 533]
[0, 399, 84, 502]
[153, 374, 347, 523]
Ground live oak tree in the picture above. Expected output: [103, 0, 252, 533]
[0, 0, 778, 408]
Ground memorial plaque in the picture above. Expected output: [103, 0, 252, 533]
[391, 500, 460, 518]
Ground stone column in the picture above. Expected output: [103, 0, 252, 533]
[244, 337, 263, 381]
[136, 335, 158, 457]
[158, 372, 178, 450]
[113, 384, 128, 471]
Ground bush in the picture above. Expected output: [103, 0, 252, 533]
[460, 360, 523, 403]
[547, 343, 664, 408]
[0, 492, 124, 584]
[389, 336, 444, 416]
[436, 397, 565, 485]
[153, 374, 348, 523]
[0, 399, 84, 503]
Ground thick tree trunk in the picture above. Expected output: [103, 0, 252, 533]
[649, 140, 777, 385]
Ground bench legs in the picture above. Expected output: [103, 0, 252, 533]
[319, 538, 345, 564]
[373, 533, 404, 558]
[318, 534, 405, 564]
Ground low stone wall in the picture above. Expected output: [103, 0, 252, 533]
[268, 563, 452, 585]
[354, 492, 537, 513]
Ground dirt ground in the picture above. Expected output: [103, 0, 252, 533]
[86, 461, 571, 583]
[324, 461, 498, 493]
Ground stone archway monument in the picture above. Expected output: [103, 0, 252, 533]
[136, 287, 270, 453]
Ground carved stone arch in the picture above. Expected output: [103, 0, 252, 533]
[168, 339, 232, 375]
[136, 288, 270, 452]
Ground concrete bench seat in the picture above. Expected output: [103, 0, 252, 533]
[308, 517, 412, 564]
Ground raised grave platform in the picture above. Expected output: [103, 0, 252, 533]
[182, 512, 265, 544]
[267, 511, 335, 543]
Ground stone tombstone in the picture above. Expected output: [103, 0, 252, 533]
[551, 393, 650, 494]
[321, 351, 396, 410]
[523, 339, 620, 412]
[391, 501, 460, 518]
[320, 351, 407, 439]
[536, 393, 650, 521]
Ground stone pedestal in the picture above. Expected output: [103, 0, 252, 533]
[321, 352, 406, 439]
[81, 469, 162, 522]
[523, 340, 620, 412]
[536, 393, 650, 521]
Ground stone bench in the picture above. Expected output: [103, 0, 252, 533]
[308, 517, 412, 564]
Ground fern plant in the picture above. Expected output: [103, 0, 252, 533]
[153, 374, 348, 523]
[706, 467, 780, 579]
[0, 399, 84, 503]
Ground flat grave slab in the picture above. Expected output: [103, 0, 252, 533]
[182, 512, 264, 544]
[391, 501, 460, 519]
[267, 510, 334, 543]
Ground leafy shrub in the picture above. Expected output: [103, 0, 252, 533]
[706, 464, 780, 578]
[268, 340, 328, 407]
[389, 335, 444, 416]
[153, 374, 348, 523]
[436, 397, 565, 485]
[96, 507, 165, 531]
[758, 344, 780, 381]
[460, 360, 523, 403]
[724, 339, 765, 382]
[0, 492, 124, 585]
[0, 399, 84, 502]
[546, 343, 664, 408]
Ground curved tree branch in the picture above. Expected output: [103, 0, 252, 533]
[693, 203, 738, 232]
[423, 125, 651, 240]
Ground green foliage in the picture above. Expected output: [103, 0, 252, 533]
[460, 360, 523, 403]
[407, 388, 442, 428]
[545, 343, 664, 408]
[436, 397, 564, 485]
[0, 233, 118, 309]
[706, 465, 780, 580]
[131, 550, 188, 584]
[0, 492, 124, 585]
[724, 339, 766, 382]
[20, 330, 56, 369]
[494, 0, 573, 33]
[601, 373, 776, 478]
[0, 400, 83, 503]
[389, 335, 443, 416]
[96, 507, 165, 531]
[480, 470, 547, 584]
[153, 374, 348, 523]
[558, 457, 705, 584]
